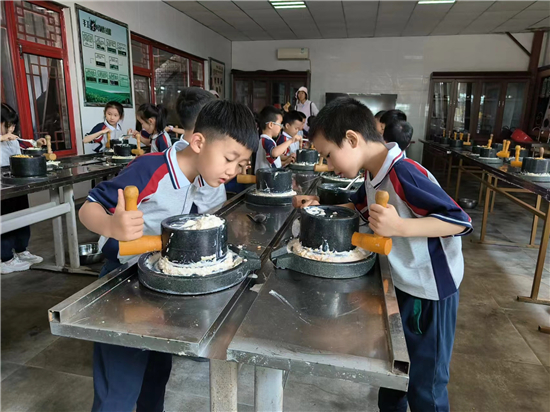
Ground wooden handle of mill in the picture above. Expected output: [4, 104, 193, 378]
[351, 232, 392, 255]
[540, 147, 545, 159]
[314, 164, 332, 172]
[487, 137, 492, 148]
[466, 133, 471, 143]
[318, 156, 324, 165]
[453, 132, 457, 140]
[375, 190, 389, 208]
[515, 145, 521, 162]
[442, 129, 446, 137]
[459, 133, 463, 141]
[237, 174, 256, 184]
[106, 131, 111, 148]
[119, 235, 162, 256]
[45, 135, 52, 154]
[292, 195, 320, 208]
[118, 185, 162, 256]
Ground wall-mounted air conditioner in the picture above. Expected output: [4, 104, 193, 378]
[277, 48, 309, 60]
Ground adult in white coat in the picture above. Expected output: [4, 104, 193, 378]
[294, 86, 318, 132]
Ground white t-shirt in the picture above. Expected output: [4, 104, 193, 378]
[295, 100, 319, 132]
[255, 134, 282, 172]
[1, 140, 21, 167]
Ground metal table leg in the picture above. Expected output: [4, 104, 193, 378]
[530, 195, 542, 246]
[254, 366, 283, 412]
[446, 154, 453, 190]
[479, 175, 493, 243]
[517, 200, 550, 306]
[210, 359, 238, 412]
[454, 158, 463, 200]
[63, 185, 80, 269]
[50, 188, 65, 268]
[490, 179, 498, 213]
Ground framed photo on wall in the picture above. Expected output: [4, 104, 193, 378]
[76, 4, 133, 107]
[209, 58, 225, 99]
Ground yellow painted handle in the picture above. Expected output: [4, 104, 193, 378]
[237, 174, 256, 184]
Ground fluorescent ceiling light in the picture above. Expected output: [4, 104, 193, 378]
[269, 1, 307, 9]
[418, 0, 456, 4]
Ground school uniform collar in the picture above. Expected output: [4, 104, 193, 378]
[103, 121, 122, 131]
[260, 134, 275, 141]
[369, 142, 405, 189]
[165, 140, 192, 190]
[282, 131, 292, 139]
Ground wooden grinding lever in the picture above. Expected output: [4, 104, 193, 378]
[105, 131, 111, 149]
[511, 145, 523, 168]
[236, 174, 256, 184]
[540, 147, 545, 159]
[463, 133, 472, 146]
[44, 135, 56, 161]
[314, 163, 332, 172]
[497, 140, 511, 158]
[118, 186, 162, 256]
[350, 191, 393, 256]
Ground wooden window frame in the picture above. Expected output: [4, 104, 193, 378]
[4, 0, 77, 156]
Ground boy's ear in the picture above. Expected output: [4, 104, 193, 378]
[345, 130, 359, 148]
[188, 132, 206, 154]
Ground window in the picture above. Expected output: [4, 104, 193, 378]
[3, 1, 76, 155]
[131, 34, 205, 126]
[1, 2, 18, 111]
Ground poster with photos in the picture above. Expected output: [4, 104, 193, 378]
[209, 58, 225, 99]
[76, 4, 132, 107]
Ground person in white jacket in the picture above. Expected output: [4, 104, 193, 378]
[294, 86, 319, 132]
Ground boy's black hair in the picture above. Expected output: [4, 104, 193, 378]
[257, 106, 282, 132]
[176, 87, 215, 131]
[283, 110, 303, 127]
[296, 111, 306, 121]
[104, 101, 124, 119]
[194, 100, 259, 153]
[309, 97, 383, 146]
[374, 110, 386, 120]
[380, 109, 407, 125]
[1, 103, 19, 128]
[136, 103, 167, 133]
[384, 120, 413, 151]
[307, 115, 316, 128]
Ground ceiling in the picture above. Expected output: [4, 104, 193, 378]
[164, 0, 550, 41]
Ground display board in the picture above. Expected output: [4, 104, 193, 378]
[76, 5, 132, 107]
[209, 58, 225, 99]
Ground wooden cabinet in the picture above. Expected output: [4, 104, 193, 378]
[232, 70, 309, 113]
[427, 72, 530, 143]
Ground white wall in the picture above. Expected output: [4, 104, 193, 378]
[232, 33, 534, 161]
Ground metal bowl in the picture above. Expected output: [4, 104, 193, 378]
[79, 243, 104, 265]
[458, 198, 478, 209]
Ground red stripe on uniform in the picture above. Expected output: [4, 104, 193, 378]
[389, 169, 429, 216]
[138, 164, 169, 204]
[403, 158, 428, 177]
[166, 148, 180, 188]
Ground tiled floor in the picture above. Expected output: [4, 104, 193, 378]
[1, 174, 550, 411]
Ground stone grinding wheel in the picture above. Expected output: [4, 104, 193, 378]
[296, 149, 319, 164]
[522, 148, 550, 175]
[245, 168, 295, 206]
[289, 163, 316, 172]
[317, 182, 362, 205]
[137, 246, 261, 295]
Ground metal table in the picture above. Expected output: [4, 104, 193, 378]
[227, 214, 409, 411]
[1, 154, 123, 274]
[49, 172, 321, 411]
[421, 140, 550, 307]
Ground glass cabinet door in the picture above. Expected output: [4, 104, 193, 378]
[477, 82, 502, 137]
[501, 81, 527, 131]
[452, 82, 475, 135]
[429, 81, 452, 136]
[234, 79, 249, 107]
[252, 80, 268, 114]
[271, 81, 287, 108]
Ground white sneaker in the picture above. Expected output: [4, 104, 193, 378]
[1, 256, 31, 274]
[16, 250, 43, 265]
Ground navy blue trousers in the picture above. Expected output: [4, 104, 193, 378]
[378, 287, 459, 412]
[92, 260, 172, 412]
[1, 196, 31, 262]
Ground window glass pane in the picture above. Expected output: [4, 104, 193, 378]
[23, 54, 71, 151]
[429, 82, 452, 136]
[131, 39, 150, 70]
[1, 3, 18, 111]
[271, 81, 286, 107]
[14, 1, 62, 48]
[502, 82, 526, 130]
[477, 82, 501, 135]
[134, 75, 151, 107]
[234, 79, 249, 107]
[153, 47, 188, 125]
[252, 81, 267, 114]
[191, 60, 203, 84]
[453, 82, 475, 134]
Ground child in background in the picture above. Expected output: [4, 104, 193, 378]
[83, 101, 124, 153]
[384, 120, 413, 152]
[374, 110, 386, 134]
[1, 103, 43, 273]
[298, 97, 472, 412]
[255, 106, 300, 172]
[79, 100, 258, 412]
[133, 103, 172, 152]
[277, 110, 303, 165]
[296, 110, 307, 137]
[175, 87, 227, 213]
[379, 109, 407, 134]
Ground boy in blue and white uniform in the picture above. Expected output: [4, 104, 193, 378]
[83, 101, 125, 153]
[79, 100, 258, 412]
[297, 97, 472, 412]
[276, 110, 302, 165]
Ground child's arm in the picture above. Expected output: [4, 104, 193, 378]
[369, 205, 464, 238]
[79, 189, 144, 241]
[272, 135, 301, 158]
[1, 132, 19, 141]
[165, 126, 185, 135]
[83, 129, 109, 144]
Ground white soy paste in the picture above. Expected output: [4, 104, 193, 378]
[287, 238, 370, 263]
[170, 214, 224, 230]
